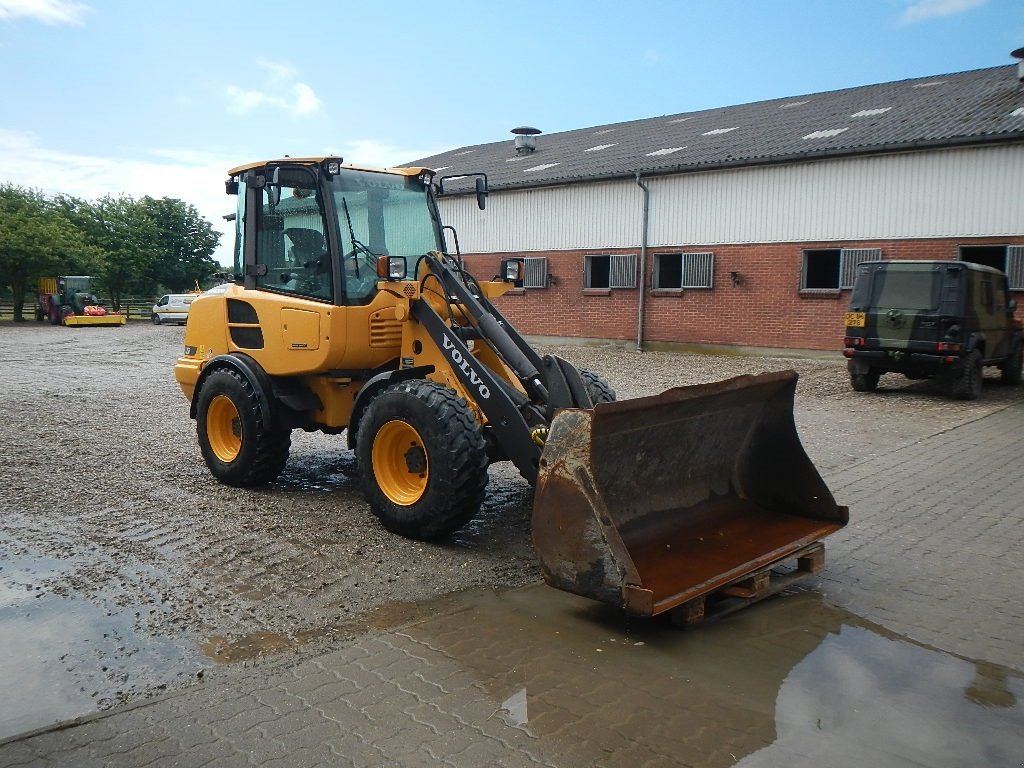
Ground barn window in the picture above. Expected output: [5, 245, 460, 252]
[960, 245, 1024, 290]
[585, 254, 636, 289]
[653, 252, 714, 289]
[522, 257, 548, 289]
[801, 248, 881, 291]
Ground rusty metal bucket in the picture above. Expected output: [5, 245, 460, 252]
[532, 371, 848, 617]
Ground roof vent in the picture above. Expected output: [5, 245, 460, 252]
[1013, 47, 1024, 83]
[511, 126, 542, 154]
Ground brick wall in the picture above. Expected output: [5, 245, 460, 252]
[465, 237, 1024, 351]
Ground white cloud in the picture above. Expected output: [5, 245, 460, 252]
[0, 0, 91, 25]
[292, 83, 322, 116]
[226, 62, 323, 118]
[225, 85, 282, 115]
[900, 0, 986, 24]
[0, 129, 236, 265]
[255, 58, 297, 84]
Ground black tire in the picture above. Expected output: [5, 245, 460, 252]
[579, 369, 617, 405]
[356, 380, 488, 540]
[850, 369, 880, 392]
[151, 313, 161, 325]
[195, 367, 291, 486]
[951, 349, 983, 400]
[35, 307, 44, 322]
[1000, 343, 1022, 385]
[48, 305, 61, 325]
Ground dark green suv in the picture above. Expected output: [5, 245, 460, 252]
[843, 260, 1023, 400]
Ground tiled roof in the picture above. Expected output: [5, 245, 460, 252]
[406, 65, 1024, 192]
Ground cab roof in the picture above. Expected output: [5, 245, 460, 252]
[227, 157, 431, 178]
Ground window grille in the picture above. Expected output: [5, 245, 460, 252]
[1007, 246, 1024, 291]
[522, 257, 548, 289]
[609, 254, 637, 288]
[801, 248, 882, 290]
[839, 248, 881, 289]
[654, 252, 714, 288]
[585, 254, 636, 289]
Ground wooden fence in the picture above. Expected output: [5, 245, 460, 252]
[0, 298, 155, 320]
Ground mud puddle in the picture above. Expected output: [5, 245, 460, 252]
[395, 584, 1024, 768]
[0, 548, 204, 741]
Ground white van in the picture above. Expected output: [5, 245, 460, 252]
[152, 294, 197, 325]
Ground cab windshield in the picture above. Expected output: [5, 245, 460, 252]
[328, 169, 440, 300]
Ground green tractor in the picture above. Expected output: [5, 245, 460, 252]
[36, 276, 125, 327]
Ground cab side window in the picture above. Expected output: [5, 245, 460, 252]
[255, 171, 332, 302]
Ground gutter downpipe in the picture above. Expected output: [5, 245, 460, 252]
[635, 172, 650, 351]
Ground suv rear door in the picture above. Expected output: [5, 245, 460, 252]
[856, 262, 947, 351]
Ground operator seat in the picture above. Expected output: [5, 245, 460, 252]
[284, 227, 330, 297]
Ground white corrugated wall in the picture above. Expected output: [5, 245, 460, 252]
[437, 144, 1024, 252]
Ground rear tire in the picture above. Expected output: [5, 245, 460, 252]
[579, 369, 616, 405]
[951, 350, 983, 400]
[356, 380, 488, 540]
[850, 369, 880, 392]
[1000, 343, 1022, 385]
[195, 367, 291, 486]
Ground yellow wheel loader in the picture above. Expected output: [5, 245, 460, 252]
[175, 157, 847, 621]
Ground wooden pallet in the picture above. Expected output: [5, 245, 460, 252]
[669, 542, 825, 628]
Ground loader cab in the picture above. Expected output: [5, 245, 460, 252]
[228, 159, 444, 306]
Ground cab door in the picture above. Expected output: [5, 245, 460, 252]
[233, 164, 342, 374]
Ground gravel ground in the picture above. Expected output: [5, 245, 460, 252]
[2, 321, 1021, 715]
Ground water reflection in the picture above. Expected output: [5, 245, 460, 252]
[0, 551, 203, 741]
[404, 586, 1024, 768]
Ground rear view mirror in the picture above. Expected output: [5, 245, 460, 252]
[475, 176, 488, 210]
[268, 167, 282, 208]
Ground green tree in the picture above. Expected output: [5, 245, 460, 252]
[0, 185, 83, 321]
[141, 196, 221, 293]
[72, 194, 161, 311]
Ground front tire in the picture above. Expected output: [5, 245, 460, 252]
[195, 367, 291, 486]
[579, 369, 616, 405]
[951, 349, 983, 400]
[1000, 343, 1022, 385]
[151, 313, 161, 325]
[356, 380, 488, 540]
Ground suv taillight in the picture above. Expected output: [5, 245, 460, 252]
[936, 342, 961, 353]
[844, 337, 865, 347]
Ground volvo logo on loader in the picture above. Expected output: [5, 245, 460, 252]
[441, 334, 491, 400]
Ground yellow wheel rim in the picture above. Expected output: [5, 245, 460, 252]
[372, 420, 428, 506]
[207, 394, 242, 463]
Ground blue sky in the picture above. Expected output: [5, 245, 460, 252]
[1, 0, 1021, 265]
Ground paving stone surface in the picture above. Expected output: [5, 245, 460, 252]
[1, 402, 1022, 767]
